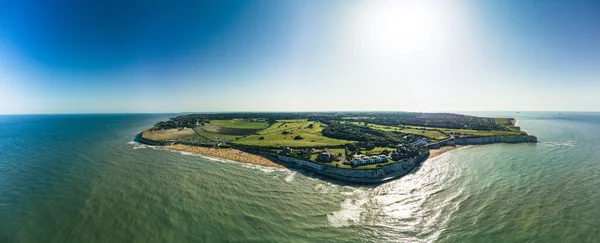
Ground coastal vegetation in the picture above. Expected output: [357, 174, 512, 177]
[140, 112, 536, 174]
[232, 120, 349, 147]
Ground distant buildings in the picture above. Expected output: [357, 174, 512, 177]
[351, 154, 388, 166]
[412, 138, 430, 147]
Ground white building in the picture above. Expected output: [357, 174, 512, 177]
[351, 154, 389, 166]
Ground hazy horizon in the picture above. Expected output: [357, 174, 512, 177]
[1, 0, 599, 114]
[2, 110, 599, 116]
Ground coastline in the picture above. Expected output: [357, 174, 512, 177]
[429, 145, 465, 158]
[165, 144, 465, 169]
[166, 144, 286, 169]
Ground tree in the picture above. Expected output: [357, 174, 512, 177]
[294, 135, 304, 140]
[364, 142, 375, 151]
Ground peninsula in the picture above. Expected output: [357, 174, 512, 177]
[137, 112, 537, 183]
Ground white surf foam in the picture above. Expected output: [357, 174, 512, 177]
[327, 189, 369, 227]
[542, 141, 575, 147]
[284, 172, 296, 182]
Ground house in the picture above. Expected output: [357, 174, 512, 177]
[316, 152, 337, 162]
[350, 154, 388, 166]
[280, 147, 293, 155]
[412, 139, 430, 147]
[299, 149, 311, 158]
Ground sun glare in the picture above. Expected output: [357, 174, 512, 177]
[347, 0, 462, 62]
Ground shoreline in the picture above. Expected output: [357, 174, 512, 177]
[164, 144, 464, 170]
[429, 145, 465, 158]
[166, 144, 286, 169]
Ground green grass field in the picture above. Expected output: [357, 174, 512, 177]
[142, 128, 197, 141]
[232, 120, 351, 147]
[405, 124, 526, 137]
[493, 118, 523, 132]
[361, 147, 396, 155]
[347, 119, 526, 140]
[346, 122, 449, 140]
[194, 130, 241, 139]
[208, 119, 269, 129]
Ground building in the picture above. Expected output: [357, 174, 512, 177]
[351, 154, 388, 166]
[280, 147, 293, 155]
[299, 149, 311, 158]
[412, 138, 430, 147]
[316, 152, 337, 162]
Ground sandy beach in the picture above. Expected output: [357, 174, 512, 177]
[166, 144, 286, 168]
[167, 144, 466, 169]
[429, 145, 465, 158]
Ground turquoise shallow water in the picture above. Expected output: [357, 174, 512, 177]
[1, 112, 599, 242]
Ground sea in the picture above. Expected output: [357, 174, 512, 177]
[0, 112, 599, 242]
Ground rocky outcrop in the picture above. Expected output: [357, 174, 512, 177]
[274, 151, 430, 184]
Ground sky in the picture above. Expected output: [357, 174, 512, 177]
[0, 0, 599, 114]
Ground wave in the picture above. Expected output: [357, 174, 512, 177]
[285, 172, 296, 183]
[541, 141, 575, 147]
[327, 189, 369, 227]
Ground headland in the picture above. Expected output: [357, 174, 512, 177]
[136, 112, 537, 183]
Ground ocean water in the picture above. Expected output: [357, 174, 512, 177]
[0, 112, 599, 242]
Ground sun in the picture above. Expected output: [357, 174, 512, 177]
[346, 0, 462, 61]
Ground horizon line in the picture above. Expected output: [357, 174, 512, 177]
[1, 110, 599, 116]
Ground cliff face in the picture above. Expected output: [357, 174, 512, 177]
[135, 132, 175, 146]
[275, 151, 430, 183]
[439, 135, 537, 146]
[274, 135, 537, 183]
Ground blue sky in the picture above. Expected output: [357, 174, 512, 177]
[1, 0, 599, 114]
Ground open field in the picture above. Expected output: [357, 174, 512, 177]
[347, 120, 526, 139]
[439, 128, 525, 137]
[232, 120, 350, 147]
[208, 119, 269, 129]
[404, 125, 526, 137]
[192, 119, 268, 137]
[142, 128, 197, 141]
[362, 147, 396, 156]
[346, 122, 449, 140]
[494, 118, 522, 132]
[494, 118, 514, 126]
[196, 124, 260, 136]
[194, 130, 241, 139]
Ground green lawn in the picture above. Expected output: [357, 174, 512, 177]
[405, 125, 526, 137]
[208, 119, 269, 129]
[361, 147, 396, 155]
[276, 119, 308, 123]
[493, 118, 523, 132]
[194, 130, 241, 139]
[346, 120, 526, 139]
[232, 120, 351, 147]
[347, 122, 449, 140]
